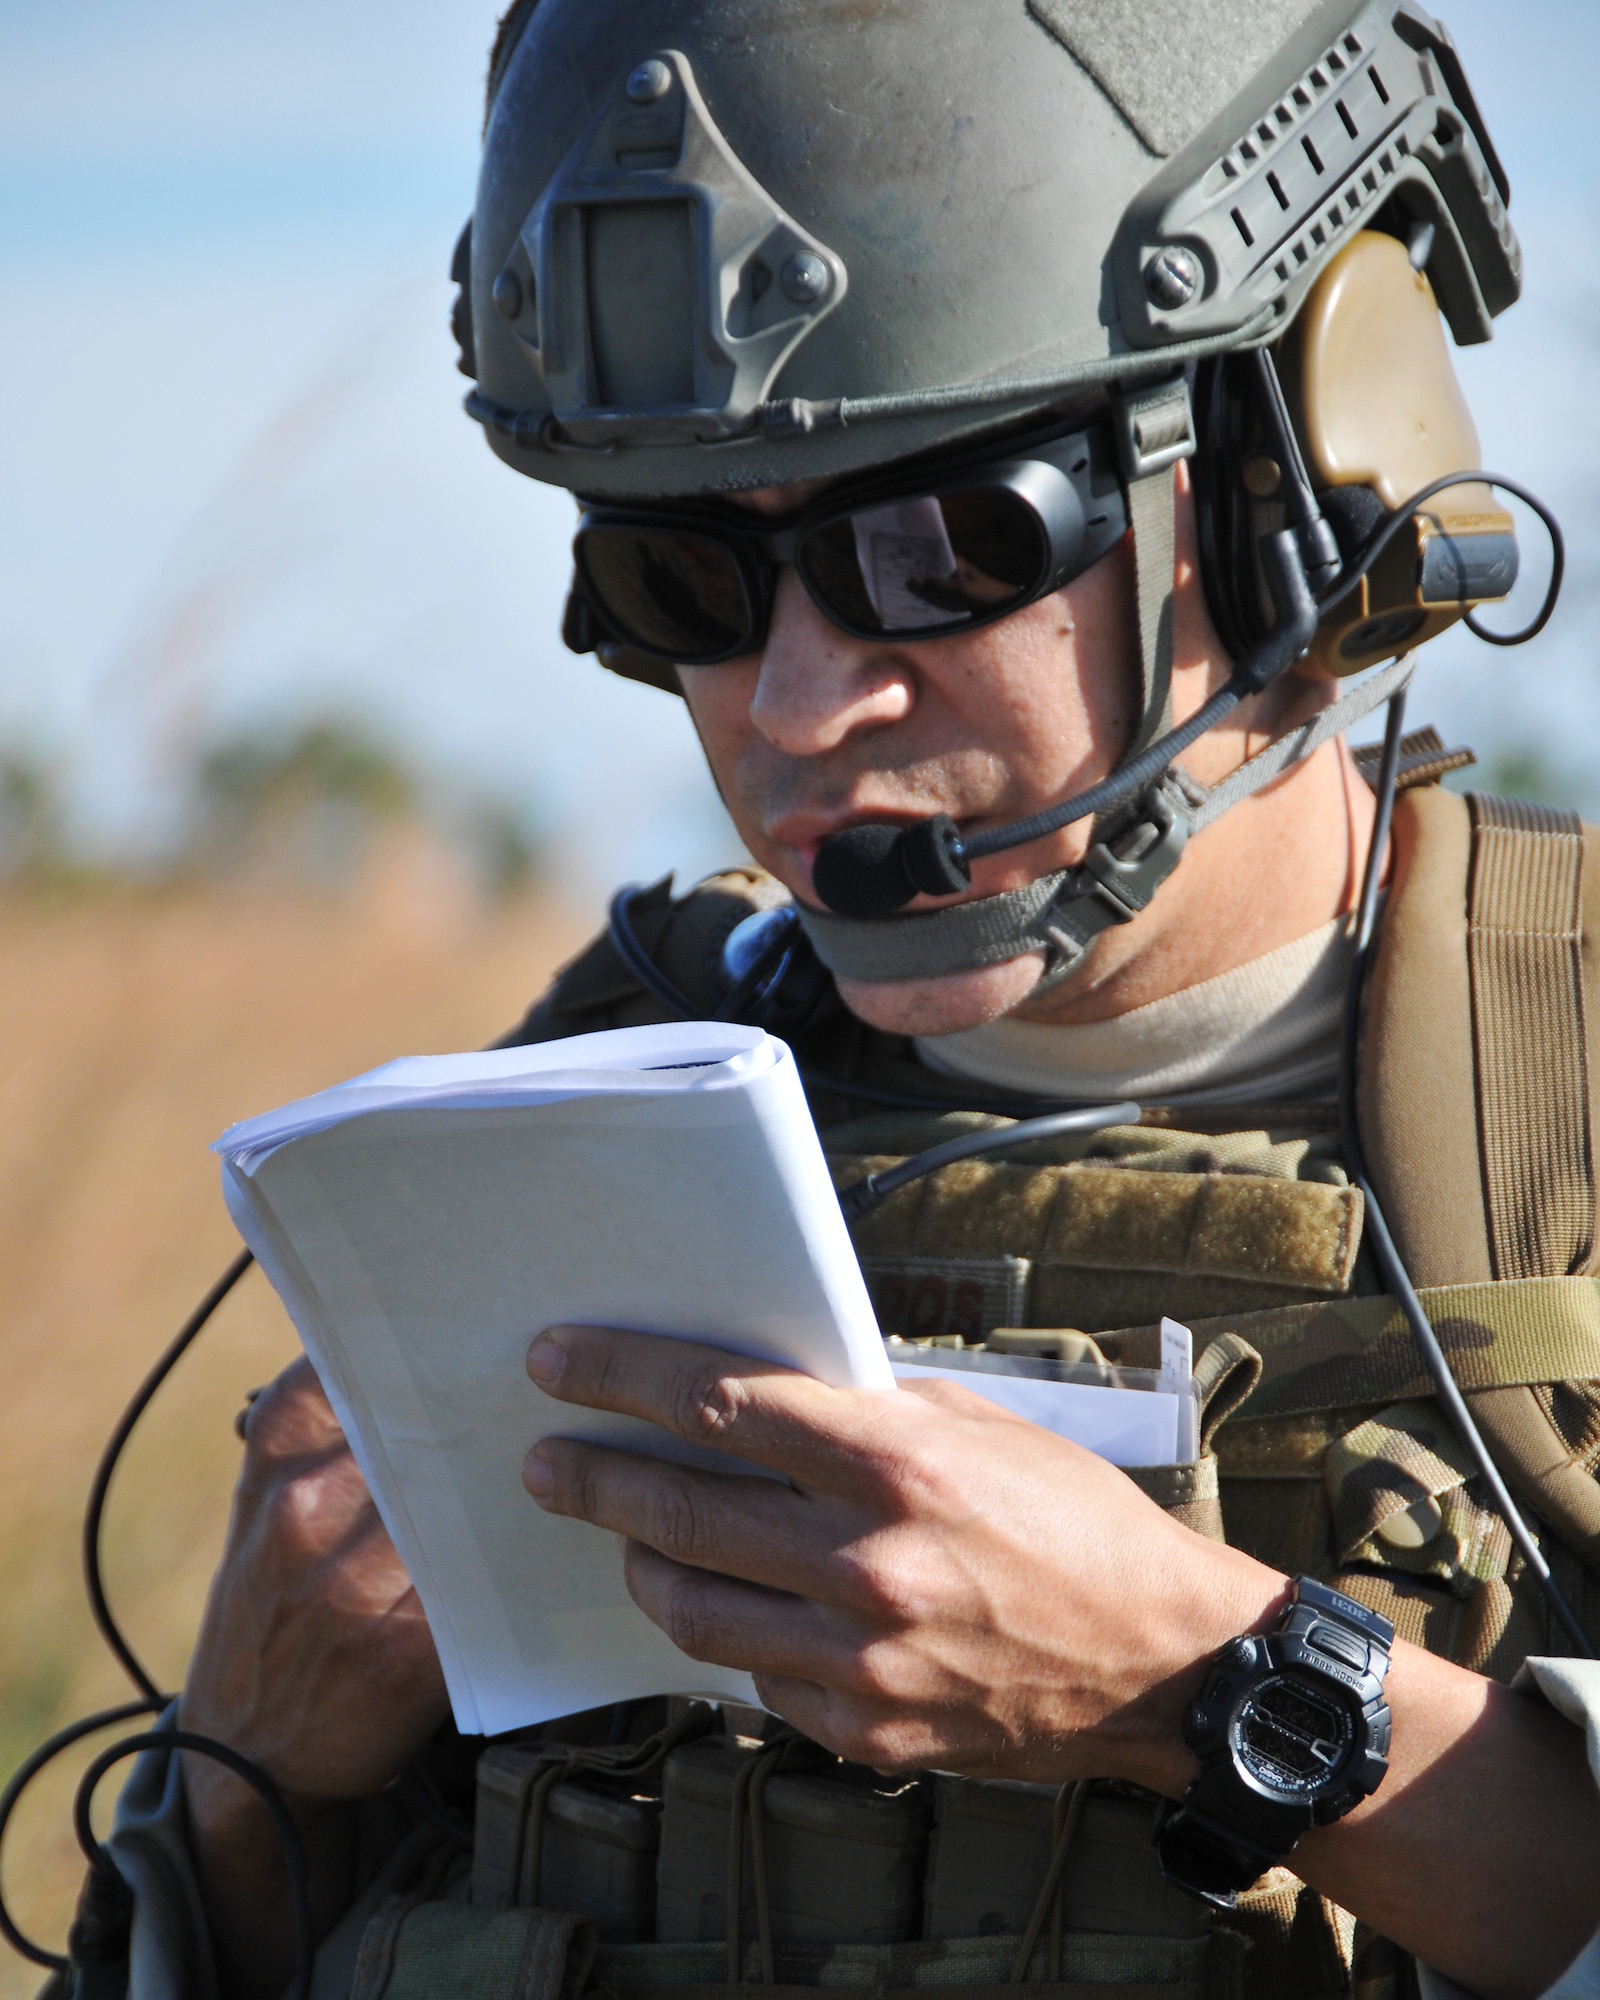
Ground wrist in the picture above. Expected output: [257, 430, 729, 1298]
[1112, 1546, 1292, 1798]
[181, 1742, 358, 1994]
[1153, 1575, 1397, 1910]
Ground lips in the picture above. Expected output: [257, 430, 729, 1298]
[769, 812, 930, 898]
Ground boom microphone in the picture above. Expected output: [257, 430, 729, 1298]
[811, 529, 1320, 920]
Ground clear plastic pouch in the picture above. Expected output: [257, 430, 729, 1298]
[886, 1331, 1201, 1467]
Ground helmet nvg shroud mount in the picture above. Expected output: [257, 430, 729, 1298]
[456, 0, 1542, 986]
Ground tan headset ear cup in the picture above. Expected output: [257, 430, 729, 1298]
[1281, 230, 1518, 678]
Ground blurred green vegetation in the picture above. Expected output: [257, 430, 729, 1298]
[0, 718, 543, 900]
[1448, 741, 1593, 812]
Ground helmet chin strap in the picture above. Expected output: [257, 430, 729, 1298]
[794, 653, 1414, 991]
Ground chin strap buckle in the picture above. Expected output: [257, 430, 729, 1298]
[1083, 783, 1191, 919]
[1037, 779, 1193, 981]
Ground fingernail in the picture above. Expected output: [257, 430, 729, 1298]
[526, 1334, 567, 1385]
[523, 1449, 555, 1500]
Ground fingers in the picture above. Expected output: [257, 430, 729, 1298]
[620, 1546, 1017, 1777]
[240, 1354, 345, 1465]
[526, 1322, 1011, 1497]
[526, 1435, 862, 1599]
[234, 1358, 391, 1576]
[620, 1540, 868, 1688]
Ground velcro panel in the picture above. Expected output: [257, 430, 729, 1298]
[1467, 794, 1595, 1279]
[838, 1159, 1361, 1291]
[1025, 0, 1322, 157]
[1359, 787, 1491, 1286]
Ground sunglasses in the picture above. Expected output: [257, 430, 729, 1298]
[570, 418, 1129, 666]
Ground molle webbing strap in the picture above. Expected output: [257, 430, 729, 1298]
[1467, 795, 1595, 1279]
[1188, 654, 1414, 832]
[1120, 1275, 1600, 1421]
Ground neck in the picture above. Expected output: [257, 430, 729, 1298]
[1011, 731, 1374, 1029]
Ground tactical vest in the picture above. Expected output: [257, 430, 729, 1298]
[349, 781, 1600, 2000]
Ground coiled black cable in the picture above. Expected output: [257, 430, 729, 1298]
[0, 1700, 162, 1969]
[73, 1731, 314, 2000]
[0, 1250, 322, 1992]
[1322, 469, 1564, 648]
[1339, 689, 1593, 1658]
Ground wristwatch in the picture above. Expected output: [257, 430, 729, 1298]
[1154, 1576, 1394, 1908]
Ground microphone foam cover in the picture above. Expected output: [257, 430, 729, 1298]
[811, 823, 916, 918]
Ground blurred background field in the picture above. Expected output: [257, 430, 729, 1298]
[0, 756, 587, 1994]
[2, 0, 1599, 1983]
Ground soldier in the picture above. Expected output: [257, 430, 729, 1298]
[93, 3, 1600, 1999]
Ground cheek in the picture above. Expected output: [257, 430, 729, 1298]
[678, 662, 760, 772]
[1012, 548, 1140, 764]
[937, 578, 1127, 780]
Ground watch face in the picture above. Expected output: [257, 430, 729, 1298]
[1231, 1671, 1356, 1800]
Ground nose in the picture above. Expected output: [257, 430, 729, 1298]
[748, 568, 914, 757]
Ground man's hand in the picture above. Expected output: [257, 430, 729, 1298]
[180, 1356, 449, 1999]
[523, 1325, 1600, 2000]
[522, 1324, 1279, 1788]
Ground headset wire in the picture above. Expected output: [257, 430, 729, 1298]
[84, 1248, 256, 1703]
[0, 1251, 326, 1992]
[72, 1731, 314, 2000]
[605, 886, 1144, 1120]
[0, 1700, 162, 1970]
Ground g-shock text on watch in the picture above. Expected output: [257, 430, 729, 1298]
[1154, 1576, 1394, 1908]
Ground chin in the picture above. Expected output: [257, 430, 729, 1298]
[835, 954, 1046, 1039]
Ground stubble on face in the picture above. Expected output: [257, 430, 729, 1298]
[677, 544, 1142, 1036]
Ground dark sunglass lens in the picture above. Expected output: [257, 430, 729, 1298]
[579, 527, 754, 660]
[800, 489, 1047, 635]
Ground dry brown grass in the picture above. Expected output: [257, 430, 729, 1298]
[0, 832, 588, 1995]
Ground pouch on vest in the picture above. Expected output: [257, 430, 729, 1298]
[655, 1734, 930, 1951]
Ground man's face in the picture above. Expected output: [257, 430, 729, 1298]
[677, 490, 1144, 1037]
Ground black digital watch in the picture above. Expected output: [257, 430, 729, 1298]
[1154, 1576, 1394, 1908]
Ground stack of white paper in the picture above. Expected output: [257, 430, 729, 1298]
[215, 1022, 891, 1736]
[217, 1022, 1204, 1738]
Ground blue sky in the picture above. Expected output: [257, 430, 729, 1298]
[1, 0, 1597, 899]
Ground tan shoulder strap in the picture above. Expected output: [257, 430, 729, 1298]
[1466, 793, 1594, 1279]
[1363, 786, 1600, 1285]
[1360, 785, 1489, 1283]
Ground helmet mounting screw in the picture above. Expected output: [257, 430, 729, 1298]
[1144, 245, 1201, 310]
[491, 270, 524, 319]
[626, 58, 672, 105]
[781, 253, 830, 304]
